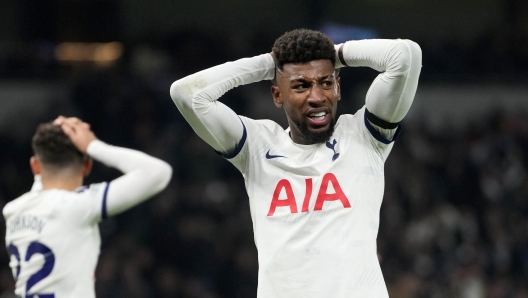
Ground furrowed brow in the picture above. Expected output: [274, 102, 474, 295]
[288, 72, 335, 83]
[293, 75, 330, 82]
[291, 78, 310, 83]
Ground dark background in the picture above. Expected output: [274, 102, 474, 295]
[1, 0, 528, 297]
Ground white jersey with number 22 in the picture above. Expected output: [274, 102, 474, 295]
[3, 140, 172, 298]
[4, 183, 107, 298]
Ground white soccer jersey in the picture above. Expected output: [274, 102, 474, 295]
[3, 183, 108, 298]
[2, 140, 172, 298]
[227, 107, 396, 298]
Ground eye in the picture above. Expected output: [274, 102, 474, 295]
[321, 80, 333, 88]
[292, 83, 310, 91]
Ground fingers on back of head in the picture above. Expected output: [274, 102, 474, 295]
[60, 123, 76, 137]
[67, 117, 82, 125]
[53, 115, 66, 126]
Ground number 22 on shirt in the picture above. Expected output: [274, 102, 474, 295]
[8, 241, 55, 298]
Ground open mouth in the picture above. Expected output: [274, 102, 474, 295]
[307, 111, 330, 126]
[308, 111, 327, 121]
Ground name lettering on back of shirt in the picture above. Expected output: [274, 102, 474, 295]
[7, 215, 46, 234]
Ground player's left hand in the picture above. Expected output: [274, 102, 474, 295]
[53, 116, 98, 153]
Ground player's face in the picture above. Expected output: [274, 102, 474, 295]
[272, 59, 341, 145]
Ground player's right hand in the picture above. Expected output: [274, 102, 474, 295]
[53, 116, 98, 153]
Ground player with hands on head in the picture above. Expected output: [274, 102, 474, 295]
[3, 116, 172, 298]
[170, 28, 421, 297]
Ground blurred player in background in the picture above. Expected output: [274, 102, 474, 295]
[170, 29, 421, 297]
[3, 116, 172, 298]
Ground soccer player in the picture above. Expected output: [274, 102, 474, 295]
[170, 29, 421, 297]
[3, 116, 172, 298]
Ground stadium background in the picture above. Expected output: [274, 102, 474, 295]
[1, 0, 528, 297]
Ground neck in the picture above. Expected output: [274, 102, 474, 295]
[288, 118, 335, 145]
[40, 171, 83, 191]
[288, 120, 311, 145]
[289, 131, 311, 145]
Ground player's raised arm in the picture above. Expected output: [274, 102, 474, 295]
[169, 54, 275, 155]
[335, 39, 422, 127]
[56, 116, 172, 218]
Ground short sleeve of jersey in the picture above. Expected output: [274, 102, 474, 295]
[340, 106, 399, 162]
[223, 115, 285, 175]
[61, 182, 110, 226]
[222, 116, 254, 174]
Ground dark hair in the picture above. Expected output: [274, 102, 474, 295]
[272, 28, 336, 71]
[32, 123, 85, 171]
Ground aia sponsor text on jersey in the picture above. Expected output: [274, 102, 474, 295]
[268, 172, 351, 216]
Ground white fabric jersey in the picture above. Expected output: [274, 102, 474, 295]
[4, 183, 107, 298]
[3, 140, 172, 298]
[228, 107, 395, 297]
[170, 38, 421, 297]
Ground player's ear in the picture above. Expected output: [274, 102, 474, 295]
[30, 156, 41, 175]
[336, 76, 341, 101]
[82, 158, 93, 177]
[271, 85, 283, 108]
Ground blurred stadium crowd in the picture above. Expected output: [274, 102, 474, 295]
[1, 28, 528, 298]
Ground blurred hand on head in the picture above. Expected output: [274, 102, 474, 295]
[53, 116, 98, 153]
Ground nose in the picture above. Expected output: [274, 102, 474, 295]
[307, 84, 326, 105]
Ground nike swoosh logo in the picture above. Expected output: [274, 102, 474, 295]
[266, 150, 286, 159]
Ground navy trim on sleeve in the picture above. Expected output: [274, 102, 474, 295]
[365, 108, 400, 129]
[74, 185, 89, 193]
[217, 118, 247, 159]
[101, 182, 110, 219]
[364, 113, 401, 144]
